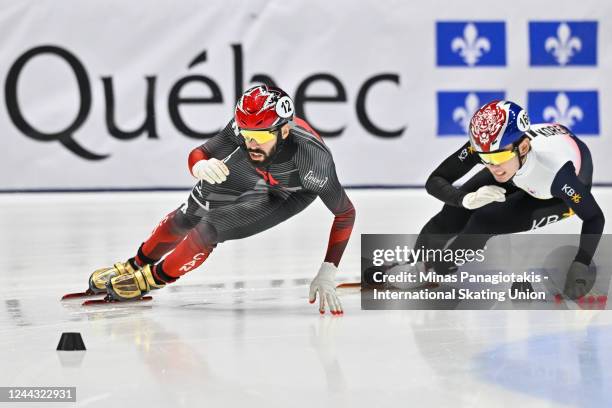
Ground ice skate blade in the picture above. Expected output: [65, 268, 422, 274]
[336, 282, 361, 289]
[61, 289, 105, 300]
[82, 295, 153, 306]
[336, 282, 439, 293]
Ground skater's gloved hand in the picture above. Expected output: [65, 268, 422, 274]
[563, 261, 595, 300]
[309, 262, 343, 315]
[191, 158, 230, 184]
[462, 185, 506, 209]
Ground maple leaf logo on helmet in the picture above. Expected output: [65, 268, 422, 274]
[469, 101, 507, 152]
[235, 85, 294, 131]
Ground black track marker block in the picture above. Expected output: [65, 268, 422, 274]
[56, 332, 86, 351]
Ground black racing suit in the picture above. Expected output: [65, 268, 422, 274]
[138, 117, 355, 277]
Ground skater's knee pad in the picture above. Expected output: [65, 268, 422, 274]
[191, 222, 219, 250]
[171, 207, 202, 232]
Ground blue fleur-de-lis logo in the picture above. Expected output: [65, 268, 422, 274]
[543, 92, 584, 128]
[452, 93, 480, 133]
[451, 23, 491, 66]
[528, 90, 598, 135]
[545, 23, 582, 66]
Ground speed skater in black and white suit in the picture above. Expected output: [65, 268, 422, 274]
[394, 100, 604, 299]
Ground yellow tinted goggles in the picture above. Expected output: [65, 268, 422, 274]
[240, 129, 277, 144]
[478, 149, 517, 165]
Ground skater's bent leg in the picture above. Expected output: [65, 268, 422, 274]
[152, 192, 316, 284]
[89, 199, 201, 292]
[435, 192, 570, 273]
[153, 222, 218, 283]
[462, 193, 569, 235]
[105, 220, 216, 301]
[414, 204, 473, 250]
[135, 196, 205, 266]
[415, 168, 506, 250]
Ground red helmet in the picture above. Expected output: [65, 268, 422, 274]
[235, 85, 295, 130]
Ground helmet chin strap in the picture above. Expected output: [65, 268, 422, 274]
[507, 145, 527, 183]
[262, 130, 287, 169]
[515, 147, 525, 170]
[513, 135, 532, 171]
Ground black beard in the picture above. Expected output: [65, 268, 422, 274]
[246, 147, 275, 168]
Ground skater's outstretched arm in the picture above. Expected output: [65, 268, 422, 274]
[551, 161, 605, 265]
[296, 141, 355, 315]
[308, 160, 355, 315]
[297, 145, 356, 267]
[322, 190, 355, 267]
[425, 141, 482, 207]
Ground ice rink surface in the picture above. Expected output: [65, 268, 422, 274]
[1, 189, 612, 408]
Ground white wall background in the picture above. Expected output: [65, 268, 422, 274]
[0, 0, 609, 190]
